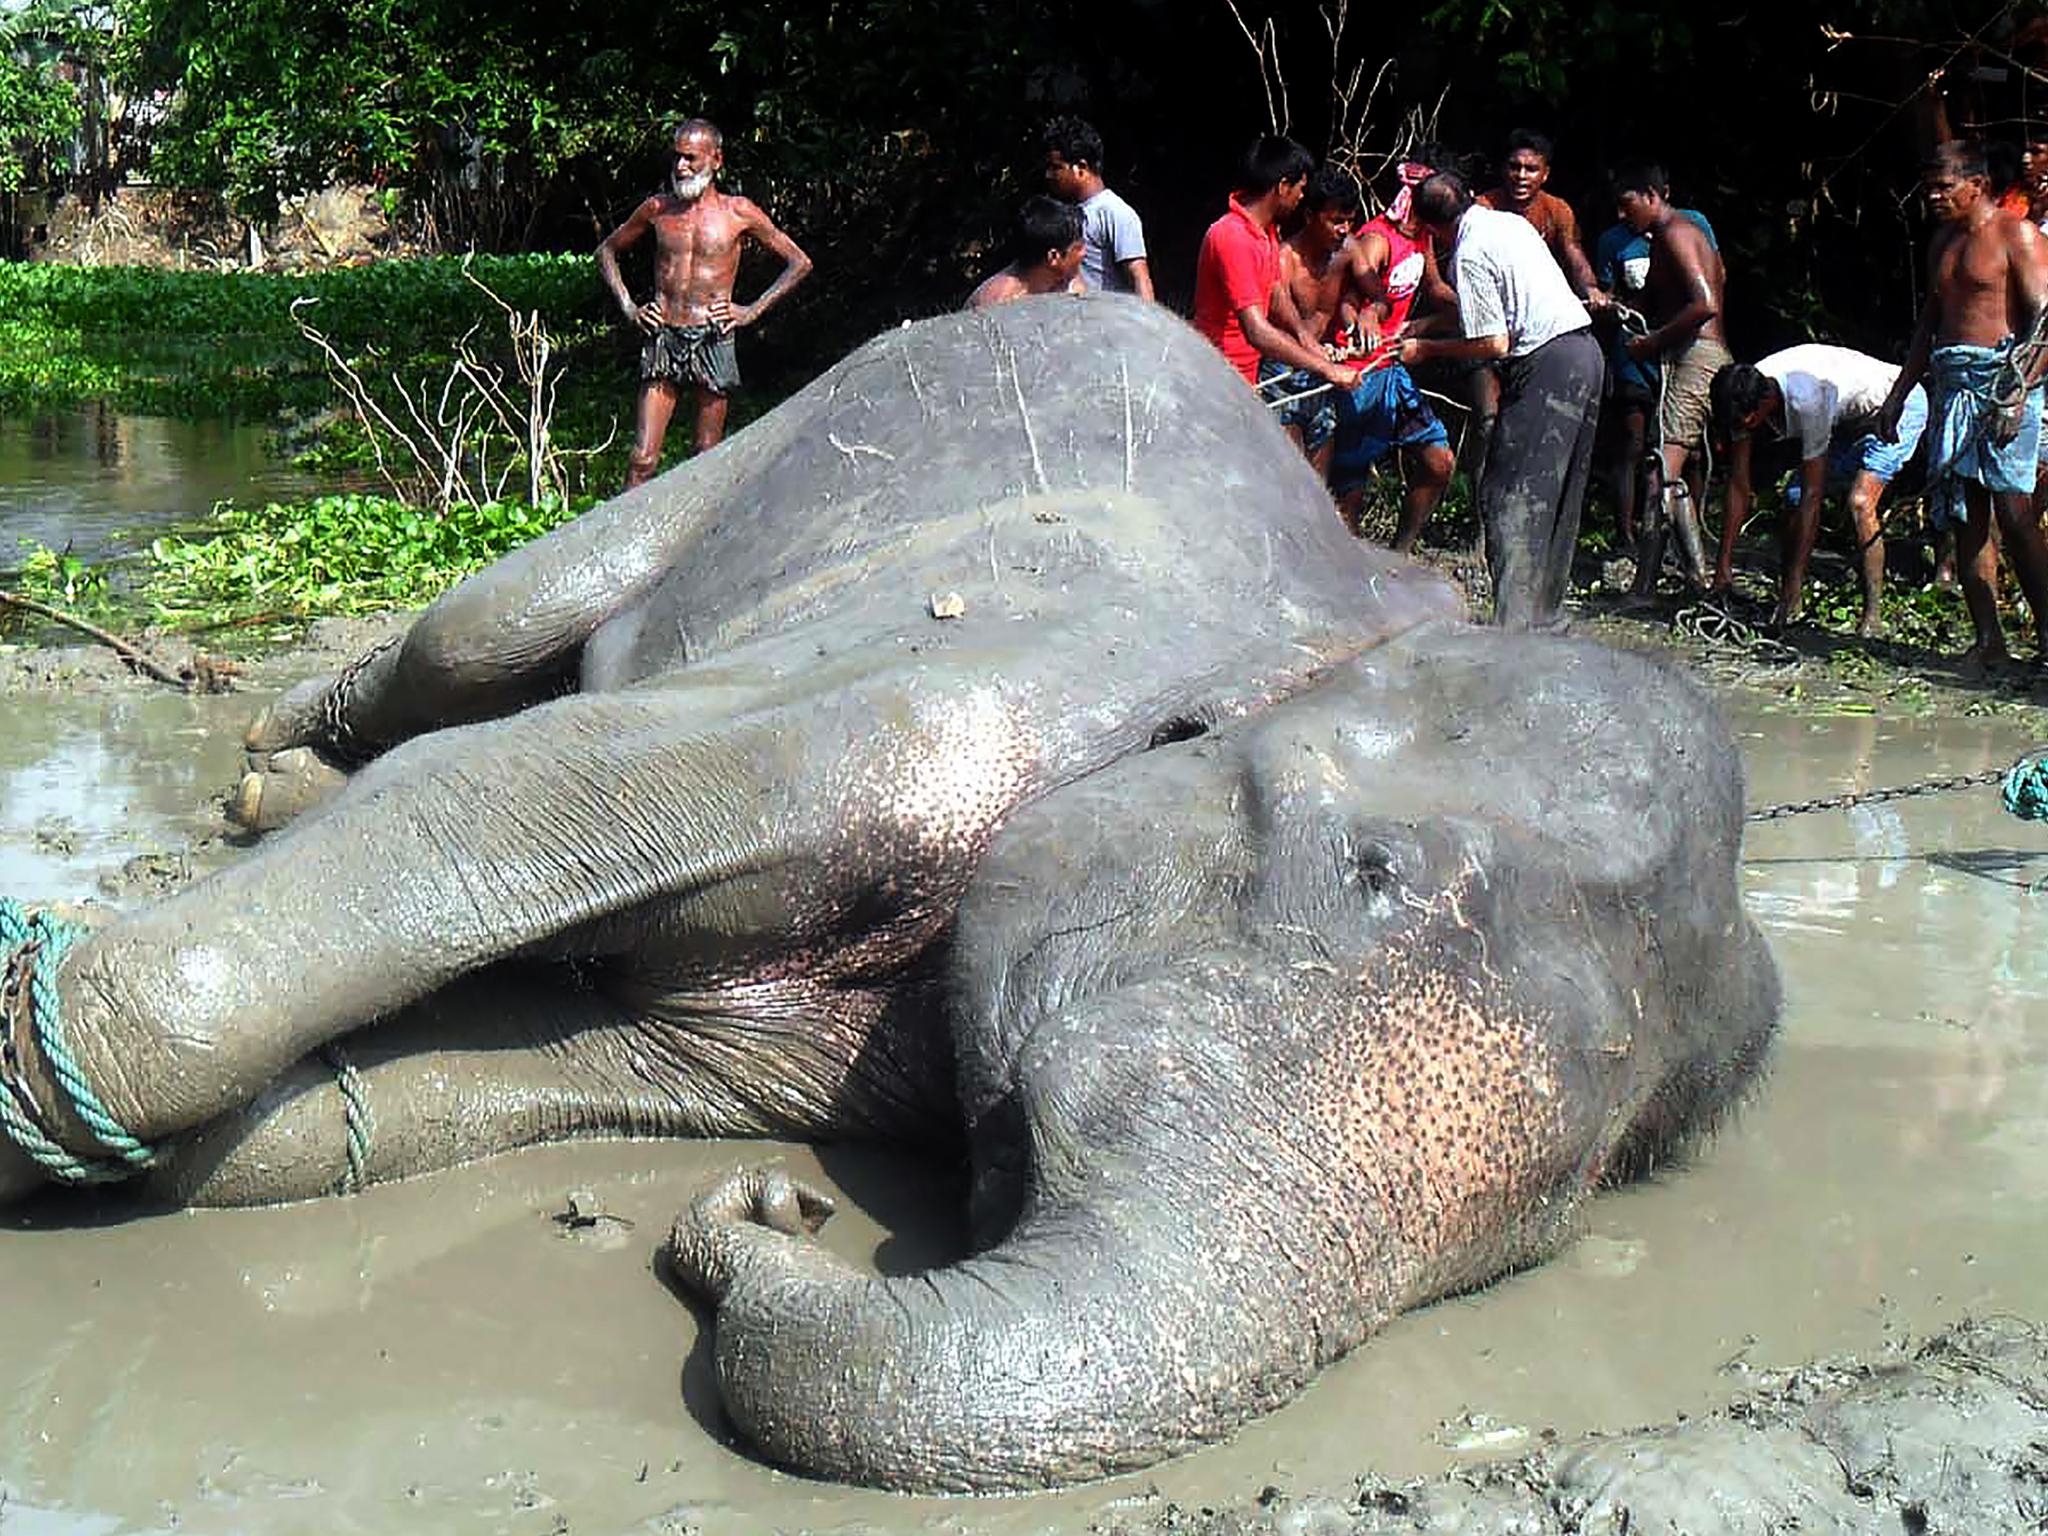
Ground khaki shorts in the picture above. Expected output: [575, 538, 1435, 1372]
[1657, 336, 1733, 449]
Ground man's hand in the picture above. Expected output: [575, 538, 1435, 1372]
[1625, 332, 1657, 363]
[708, 296, 753, 333]
[1583, 287, 1613, 312]
[1317, 358, 1359, 390]
[1992, 399, 2030, 446]
[630, 299, 663, 334]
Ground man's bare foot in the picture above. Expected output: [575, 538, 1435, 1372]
[1856, 611, 1886, 640]
[1956, 643, 2015, 681]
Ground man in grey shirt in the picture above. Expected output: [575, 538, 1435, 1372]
[1399, 172, 1603, 631]
[1043, 116, 1155, 300]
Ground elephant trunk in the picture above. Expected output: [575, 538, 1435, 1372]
[671, 1168, 1354, 1492]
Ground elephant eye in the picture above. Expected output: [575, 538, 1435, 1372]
[1351, 838, 1402, 906]
[1146, 716, 1209, 750]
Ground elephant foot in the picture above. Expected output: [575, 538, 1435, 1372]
[229, 746, 353, 832]
[666, 1166, 836, 1302]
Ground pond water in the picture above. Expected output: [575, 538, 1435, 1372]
[0, 692, 2042, 1534]
[0, 405, 320, 574]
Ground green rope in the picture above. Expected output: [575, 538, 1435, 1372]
[320, 1043, 376, 1195]
[2005, 754, 2048, 823]
[0, 898, 158, 1185]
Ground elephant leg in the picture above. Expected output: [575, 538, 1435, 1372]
[2, 654, 1009, 1200]
[234, 453, 746, 831]
[140, 968, 704, 1207]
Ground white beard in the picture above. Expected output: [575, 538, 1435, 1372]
[672, 170, 713, 201]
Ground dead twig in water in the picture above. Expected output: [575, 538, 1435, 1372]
[0, 590, 192, 690]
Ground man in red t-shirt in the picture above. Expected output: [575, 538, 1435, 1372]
[1193, 136, 1357, 393]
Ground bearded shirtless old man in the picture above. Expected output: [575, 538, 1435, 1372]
[598, 118, 813, 487]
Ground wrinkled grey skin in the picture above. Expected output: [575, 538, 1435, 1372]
[0, 297, 1777, 1492]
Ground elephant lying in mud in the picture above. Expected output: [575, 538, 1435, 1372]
[0, 298, 1779, 1492]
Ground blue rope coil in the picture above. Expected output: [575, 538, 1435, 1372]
[0, 898, 158, 1185]
[2006, 755, 2048, 823]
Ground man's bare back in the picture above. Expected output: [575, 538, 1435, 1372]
[597, 119, 812, 483]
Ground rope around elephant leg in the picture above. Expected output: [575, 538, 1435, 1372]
[0, 898, 159, 1185]
[320, 1043, 377, 1195]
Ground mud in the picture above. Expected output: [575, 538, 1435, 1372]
[1, 620, 2046, 1534]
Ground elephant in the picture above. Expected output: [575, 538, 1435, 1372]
[0, 296, 1779, 1493]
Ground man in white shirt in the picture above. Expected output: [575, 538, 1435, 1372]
[1399, 172, 1603, 631]
[1710, 346, 1928, 636]
[1043, 117, 1155, 300]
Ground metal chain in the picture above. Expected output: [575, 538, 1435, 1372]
[1746, 752, 2043, 824]
[318, 635, 401, 767]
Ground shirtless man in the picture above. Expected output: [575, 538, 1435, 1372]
[1879, 140, 2048, 672]
[1614, 161, 1728, 599]
[1261, 164, 1362, 474]
[965, 196, 1085, 309]
[597, 118, 813, 487]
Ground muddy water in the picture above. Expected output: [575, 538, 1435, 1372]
[0, 694, 2044, 1534]
[0, 406, 317, 572]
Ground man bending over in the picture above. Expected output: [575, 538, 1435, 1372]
[1711, 348, 1927, 636]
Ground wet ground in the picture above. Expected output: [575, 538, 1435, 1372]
[0, 651, 2044, 1533]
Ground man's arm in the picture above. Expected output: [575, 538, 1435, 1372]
[1880, 242, 1945, 439]
[1339, 233, 1390, 349]
[714, 199, 814, 331]
[1550, 201, 1605, 305]
[1107, 203, 1156, 301]
[1627, 221, 1718, 360]
[1239, 301, 1355, 384]
[596, 198, 662, 332]
[2008, 218, 2048, 389]
[1717, 435, 1756, 590]
[1404, 243, 1460, 337]
[1271, 249, 1323, 351]
[1397, 247, 1510, 365]
[1398, 331, 1511, 365]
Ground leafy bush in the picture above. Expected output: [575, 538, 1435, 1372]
[139, 492, 588, 628]
[0, 257, 617, 418]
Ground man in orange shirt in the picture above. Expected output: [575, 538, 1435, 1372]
[1476, 129, 1602, 298]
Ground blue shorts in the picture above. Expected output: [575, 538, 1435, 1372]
[1329, 363, 1450, 492]
[1781, 385, 1927, 506]
[1257, 360, 1339, 454]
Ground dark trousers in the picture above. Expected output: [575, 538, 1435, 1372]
[1479, 328, 1604, 630]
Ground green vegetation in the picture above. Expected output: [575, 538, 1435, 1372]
[0, 257, 617, 418]
[7, 492, 587, 642]
[143, 492, 585, 627]
[0, 0, 84, 195]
